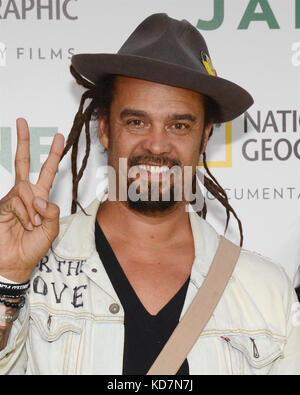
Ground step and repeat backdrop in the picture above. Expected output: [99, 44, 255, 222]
[1, 0, 300, 283]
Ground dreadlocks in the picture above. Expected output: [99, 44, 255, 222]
[60, 66, 243, 246]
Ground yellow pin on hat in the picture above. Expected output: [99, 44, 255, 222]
[201, 51, 218, 77]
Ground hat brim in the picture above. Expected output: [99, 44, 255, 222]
[72, 53, 253, 123]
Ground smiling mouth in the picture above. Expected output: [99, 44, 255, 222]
[128, 164, 176, 184]
[135, 164, 171, 174]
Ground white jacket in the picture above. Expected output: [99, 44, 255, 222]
[1, 191, 300, 375]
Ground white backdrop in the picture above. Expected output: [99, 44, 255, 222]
[1, 0, 300, 283]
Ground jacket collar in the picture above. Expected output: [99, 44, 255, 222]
[52, 189, 220, 280]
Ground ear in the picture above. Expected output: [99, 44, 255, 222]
[200, 121, 213, 155]
[98, 114, 109, 149]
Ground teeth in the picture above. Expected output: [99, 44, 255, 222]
[137, 165, 170, 174]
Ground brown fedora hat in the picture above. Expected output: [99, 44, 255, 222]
[71, 13, 253, 123]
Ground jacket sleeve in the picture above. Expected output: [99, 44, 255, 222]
[269, 278, 300, 375]
[0, 300, 29, 374]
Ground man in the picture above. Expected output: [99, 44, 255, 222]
[0, 13, 299, 375]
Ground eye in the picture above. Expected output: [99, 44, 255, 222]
[174, 123, 188, 129]
[169, 122, 191, 133]
[126, 119, 145, 128]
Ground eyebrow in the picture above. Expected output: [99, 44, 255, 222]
[120, 109, 147, 119]
[119, 108, 197, 123]
[167, 113, 197, 123]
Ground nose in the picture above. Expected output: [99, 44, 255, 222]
[141, 123, 172, 156]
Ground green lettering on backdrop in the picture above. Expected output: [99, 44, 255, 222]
[238, 0, 280, 29]
[29, 127, 57, 173]
[0, 128, 12, 172]
[196, 0, 224, 30]
[0, 127, 57, 174]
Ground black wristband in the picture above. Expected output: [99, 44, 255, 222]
[0, 281, 30, 297]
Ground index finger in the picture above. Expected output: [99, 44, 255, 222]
[36, 133, 65, 193]
[15, 118, 30, 183]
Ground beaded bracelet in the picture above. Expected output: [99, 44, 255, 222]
[0, 293, 25, 300]
[0, 296, 25, 309]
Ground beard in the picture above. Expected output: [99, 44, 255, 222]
[127, 184, 178, 213]
[126, 154, 183, 214]
[126, 172, 199, 214]
[123, 156, 203, 214]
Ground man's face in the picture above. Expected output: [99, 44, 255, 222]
[98, 76, 212, 213]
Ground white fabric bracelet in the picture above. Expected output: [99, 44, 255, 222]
[0, 275, 19, 285]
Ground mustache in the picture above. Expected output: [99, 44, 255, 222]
[128, 155, 181, 168]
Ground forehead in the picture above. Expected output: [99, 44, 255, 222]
[111, 76, 205, 115]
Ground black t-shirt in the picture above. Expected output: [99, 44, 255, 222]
[95, 220, 190, 375]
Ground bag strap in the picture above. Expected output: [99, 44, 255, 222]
[147, 236, 241, 375]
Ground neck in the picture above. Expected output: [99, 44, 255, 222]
[97, 199, 192, 248]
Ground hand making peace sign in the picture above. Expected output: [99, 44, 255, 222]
[0, 118, 65, 283]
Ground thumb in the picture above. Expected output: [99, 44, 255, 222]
[33, 197, 60, 236]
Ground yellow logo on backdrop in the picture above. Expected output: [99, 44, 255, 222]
[199, 122, 233, 168]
